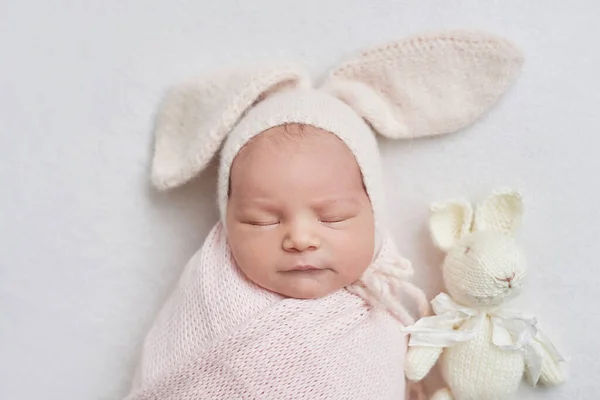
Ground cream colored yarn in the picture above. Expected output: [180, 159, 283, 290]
[404, 189, 566, 400]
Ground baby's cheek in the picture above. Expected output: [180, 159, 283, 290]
[231, 233, 277, 276]
[333, 231, 373, 281]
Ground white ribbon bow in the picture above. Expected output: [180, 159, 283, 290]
[404, 293, 564, 386]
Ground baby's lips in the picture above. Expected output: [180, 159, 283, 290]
[294, 265, 321, 271]
[282, 262, 325, 272]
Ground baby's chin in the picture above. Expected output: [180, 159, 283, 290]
[272, 272, 342, 299]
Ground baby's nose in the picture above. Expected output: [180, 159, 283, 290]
[282, 223, 320, 252]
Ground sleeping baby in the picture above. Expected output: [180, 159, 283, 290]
[126, 30, 523, 400]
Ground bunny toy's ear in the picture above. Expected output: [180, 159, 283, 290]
[320, 30, 524, 139]
[151, 65, 311, 190]
[473, 189, 524, 235]
[429, 200, 474, 252]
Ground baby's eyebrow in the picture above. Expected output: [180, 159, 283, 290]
[313, 197, 360, 209]
[236, 198, 279, 211]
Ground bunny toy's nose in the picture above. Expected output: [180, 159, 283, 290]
[496, 272, 516, 288]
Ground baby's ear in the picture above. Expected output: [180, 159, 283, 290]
[429, 200, 473, 252]
[151, 65, 310, 190]
[473, 189, 524, 235]
[320, 30, 524, 139]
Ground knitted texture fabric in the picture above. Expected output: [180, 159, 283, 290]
[150, 30, 524, 234]
[404, 190, 566, 400]
[127, 222, 409, 400]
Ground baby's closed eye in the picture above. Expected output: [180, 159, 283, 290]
[319, 215, 349, 223]
[244, 220, 280, 227]
[236, 211, 280, 226]
[318, 211, 357, 225]
[313, 197, 361, 222]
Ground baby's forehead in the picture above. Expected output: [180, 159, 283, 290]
[229, 124, 366, 197]
[234, 124, 356, 164]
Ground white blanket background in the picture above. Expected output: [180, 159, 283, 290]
[1, 1, 597, 398]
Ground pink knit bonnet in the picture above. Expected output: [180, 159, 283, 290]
[149, 30, 523, 236]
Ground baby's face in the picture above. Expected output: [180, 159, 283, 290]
[226, 124, 375, 299]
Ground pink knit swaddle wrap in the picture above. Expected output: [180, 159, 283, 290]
[128, 222, 408, 399]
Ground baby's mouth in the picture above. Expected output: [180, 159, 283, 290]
[293, 265, 321, 271]
[282, 264, 330, 273]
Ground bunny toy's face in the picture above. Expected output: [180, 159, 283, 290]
[429, 190, 527, 309]
[443, 230, 527, 308]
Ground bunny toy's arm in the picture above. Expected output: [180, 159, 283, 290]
[524, 328, 567, 387]
[538, 356, 566, 386]
[405, 345, 444, 381]
[537, 344, 567, 386]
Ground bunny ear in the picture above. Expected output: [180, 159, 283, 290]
[320, 30, 524, 139]
[429, 200, 474, 252]
[473, 189, 524, 235]
[151, 65, 311, 190]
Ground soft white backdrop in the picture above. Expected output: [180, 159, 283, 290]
[1, 1, 598, 399]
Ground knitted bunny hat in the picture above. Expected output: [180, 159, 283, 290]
[150, 30, 523, 235]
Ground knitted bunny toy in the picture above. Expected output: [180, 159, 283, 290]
[404, 189, 566, 400]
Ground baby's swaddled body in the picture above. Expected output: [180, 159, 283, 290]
[129, 223, 408, 400]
